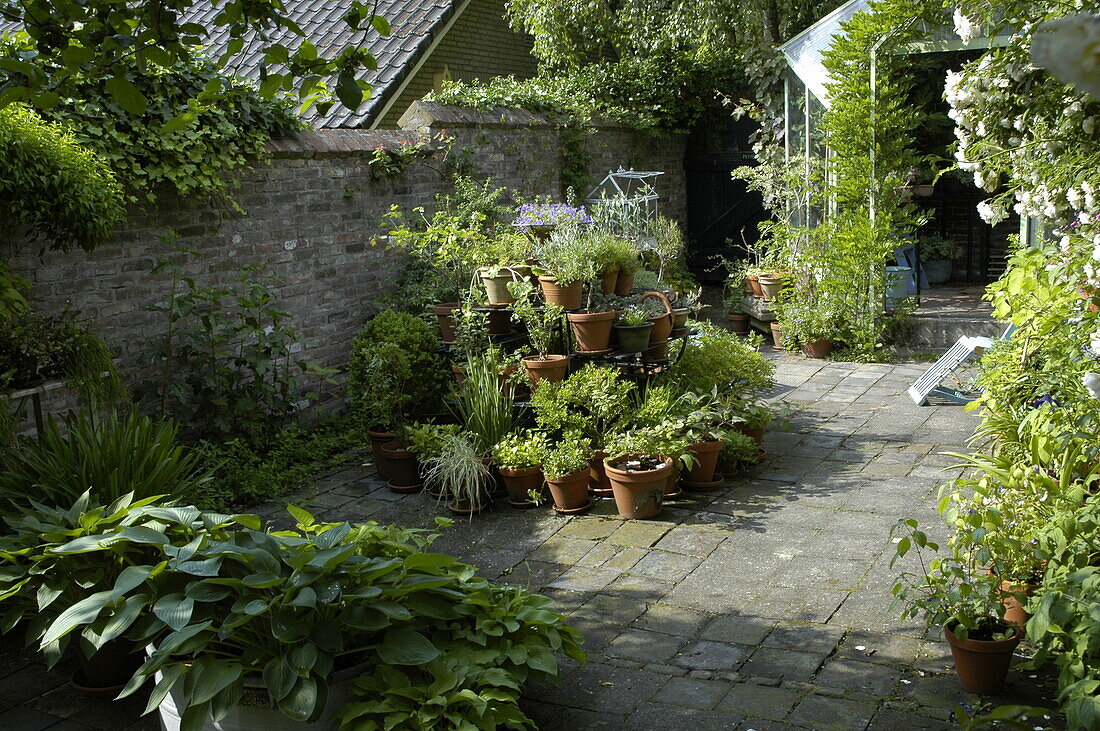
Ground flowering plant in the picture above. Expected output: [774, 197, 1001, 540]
[513, 202, 592, 227]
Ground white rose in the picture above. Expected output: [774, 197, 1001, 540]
[1085, 373, 1100, 399]
[1031, 14, 1100, 99]
[954, 9, 981, 43]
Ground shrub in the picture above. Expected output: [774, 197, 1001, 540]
[0, 409, 208, 509]
[0, 104, 123, 251]
[718, 430, 761, 472]
[663, 322, 775, 395]
[530, 363, 635, 449]
[541, 431, 591, 479]
[493, 430, 549, 471]
[348, 310, 448, 431]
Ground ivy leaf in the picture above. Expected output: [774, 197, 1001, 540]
[105, 76, 147, 116]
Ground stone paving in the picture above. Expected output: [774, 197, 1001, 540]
[0, 356, 1060, 729]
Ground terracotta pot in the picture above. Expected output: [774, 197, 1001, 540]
[499, 465, 544, 508]
[743, 279, 754, 297]
[588, 450, 613, 496]
[381, 441, 422, 493]
[727, 314, 750, 336]
[433, 303, 461, 344]
[1000, 579, 1038, 627]
[538, 276, 583, 310]
[72, 639, 144, 698]
[481, 305, 513, 335]
[604, 455, 670, 520]
[615, 269, 636, 296]
[802, 339, 833, 359]
[368, 429, 396, 480]
[479, 267, 522, 305]
[944, 622, 1020, 695]
[769, 321, 784, 350]
[568, 310, 617, 352]
[546, 469, 592, 513]
[757, 273, 787, 302]
[523, 354, 569, 389]
[599, 267, 620, 295]
[642, 291, 674, 345]
[736, 423, 765, 446]
[748, 275, 763, 298]
[613, 323, 654, 353]
[686, 438, 724, 483]
[644, 341, 669, 362]
[664, 465, 682, 498]
[671, 307, 690, 330]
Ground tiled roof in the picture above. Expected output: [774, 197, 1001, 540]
[0, 0, 459, 128]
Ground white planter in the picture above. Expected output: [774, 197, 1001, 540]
[884, 265, 912, 310]
[924, 259, 952, 285]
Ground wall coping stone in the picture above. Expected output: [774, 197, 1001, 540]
[267, 129, 421, 158]
[397, 100, 659, 135]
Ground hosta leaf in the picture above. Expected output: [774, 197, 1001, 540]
[263, 656, 297, 701]
[153, 594, 195, 631]
[376, 628, 438, 665]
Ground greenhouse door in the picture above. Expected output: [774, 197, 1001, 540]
[685, 116, 768, 283]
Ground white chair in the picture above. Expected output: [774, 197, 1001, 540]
[908, 324, 1015, 406]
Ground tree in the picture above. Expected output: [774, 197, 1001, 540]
[0, 0, 389, 116]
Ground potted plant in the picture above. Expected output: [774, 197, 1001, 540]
[533, 220, 599, 310]
[475, 230, 532, 305]
[613, 306, 654, 354]
[567, 289, 622, 354]
[672, 390, 731, 491]
[348, 311, 447, 479]
[513, 202, 591, 242]
[608, 425, 695, 500]
[493, 430, 549, 508]
[918, 235, 962, 285]
[449, 351, 518, 460]
[530, 364, 636, 497]
[773, 298, 844, 359]
[603, 451, 670, 520]
[891, 520, 1022, 695]
[593, 234, 637, 295]
[380, 439, 423, 493]
[508, 281, 568, 386]
[719, 430, 764, 473]
[615, 255, 639, 296]
[423, 432, 495, 515]
[403, 422, 463, 498]
[541, 431, 592, 514]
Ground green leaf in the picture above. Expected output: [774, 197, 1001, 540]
[335, 70, 363, 110]
[105, 76, 147, 116]
[242, 572, 283, 588]
[153, 593, 195, 631]
[371, 16, 392, 35]
[289, 643, 318, 674]
[286, 505, 315, 526]
[143, 663, 187, 715]
[42, 590, 111, 645]
[376, 628, 439, 665]
[279, 676, 322, 722]
[184, 657, 243, 706]
[263, 656, 297, 701]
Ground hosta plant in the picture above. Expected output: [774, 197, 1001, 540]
[0, 491, 245, 667]
[45, 507, 583, 730]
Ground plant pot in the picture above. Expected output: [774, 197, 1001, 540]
[523, 354, 569, 389]
[588, 450, 613, 496]
[682, 474, 724, 492]
[614, 269, 636, 296]
[499, 466, 544, 508]
[912, 183, 935, 197]
[748, 275, 763, 298]
[599, 267, 620, 295]
[381, 441, 422, 493]
[727, 313, 750, 336]
[367, 429, 396, 481]
[568, 310, 617, 352]
[999, 580, 1039, 628]
[72, 639, 144, 698]
[613, 323, 654, 353]
[736, 423, 765, 447]
[642, 291, 674, 345]
[924, 258, 952, 285]
[433, 303, 461, 344]
[757, 273, 786, 302]
[604, 455, 670, 520]
[944, 622, 1020, 695]
[769, 321, 784, 350]
[480, 305, 513, 335]
[448, 490, 492, 516]
[546, 469, 592, 513]
[671, 307, 690, 330]
[538, 276, 583, 310]
[664, 465, 682, 499]
[479, 267, 523, 305]
[685, 438, 724, 483]
[802, 339, 834, 359]
[885, 265, 911, 310]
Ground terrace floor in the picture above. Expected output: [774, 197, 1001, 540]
[0, 356, 1059, 730]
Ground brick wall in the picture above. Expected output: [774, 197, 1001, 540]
[3, 104, 687, 424]
[377, 0, 539, 129]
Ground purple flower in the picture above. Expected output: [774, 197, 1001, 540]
[1030, 394, 1061, 409]
[513, 202, 592, 226]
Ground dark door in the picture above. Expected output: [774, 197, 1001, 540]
[685, 116, 768, 283]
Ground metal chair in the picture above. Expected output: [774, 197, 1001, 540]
[908, 324, 1015, 406]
